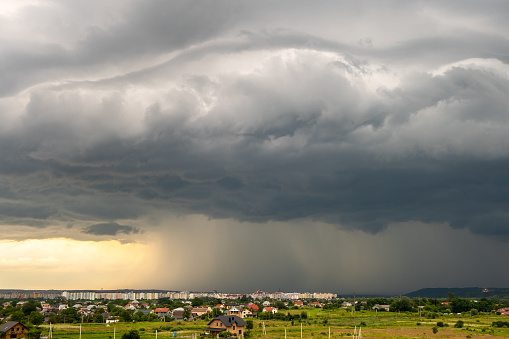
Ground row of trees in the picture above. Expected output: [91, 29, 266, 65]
[387, 297, 501, 314]
[258, 311, 308, 321]
[2, 296, 509, 326]
[0, 301, 44, 325]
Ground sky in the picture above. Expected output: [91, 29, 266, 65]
[1, 0, 509, 296]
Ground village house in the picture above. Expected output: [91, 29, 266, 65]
[262, 307, 278, 314]
[226, 307, 241, 317]
[172, 309, 185, 321]
[204, 315, 247, 336]
[246, 304, 259, 311]
[153, 307, 171, 318]
[497, 307, 509, 315]
[191, 306, 212, 317]
[372, 304, 390, 311]
[309, 302, 323, 308]
[0, 322, 29, 339]
[241, 308, 256, 318]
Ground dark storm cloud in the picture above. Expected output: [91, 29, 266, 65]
[82, 222, 141, 236]
[1, 0, 509, 242]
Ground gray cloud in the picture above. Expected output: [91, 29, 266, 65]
[1, 49, 509, 238]
[82, 222, 141, 236]
[1, 0, 509, 292]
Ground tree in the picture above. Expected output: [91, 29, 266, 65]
[22, 302, 38, 316]
[119, 310, 133, 322]
[27, 327, 42, 339]
[121, 330, 140, 339]
[94, 313, 104, 323]
[390, 298, 415, 312]
[454, 320, 464, 328]
[239, 295, 250, 303]
[451, 298, 472, 314]
[275, 301, 288, 310]
[191, 298, 204, 307]
[477, 298, 495, 312]
[246, 319, 254, 329]
[29, 311, 44, 325]
[10, 310, 26, 323]
[182, 308, 191, 320]
[212, 308, 223, 317]
[60, 307, 79, 323]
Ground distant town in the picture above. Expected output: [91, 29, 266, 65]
[2, 287, 509, 339]
[0, 289, 337, 301]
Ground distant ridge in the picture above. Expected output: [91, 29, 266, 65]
[405, 287, 509, 299]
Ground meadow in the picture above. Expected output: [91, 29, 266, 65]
[39, 308, 509, 339]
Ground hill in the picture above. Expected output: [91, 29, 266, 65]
[405, 287, 509, 299]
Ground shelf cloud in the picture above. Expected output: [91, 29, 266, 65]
[2, 0, 509, 293]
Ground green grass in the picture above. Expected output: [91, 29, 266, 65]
[36, 309, 509, 339]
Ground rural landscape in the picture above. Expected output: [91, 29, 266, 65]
[3, 2, 509, 339]
[2, 289, 509, 339]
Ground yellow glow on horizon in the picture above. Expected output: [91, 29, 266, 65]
[0, 238, 154, 290]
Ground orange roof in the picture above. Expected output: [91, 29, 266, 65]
[154, 307, 169, 313]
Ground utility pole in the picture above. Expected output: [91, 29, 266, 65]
[419, 296, 422, 322]
[353, 293, 356, 317]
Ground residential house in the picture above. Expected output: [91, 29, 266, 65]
[293, 301, 304, 307]
[372, 304, 390, 311]
[191, 307, 212, 317]
[172, 309, 185, 321]
[105, 317, 119, 324]
[227, 307, 241, 317]
[246, 304, 259, 312]
[497, 308, 509, 315]
[204, 315, 247, 336]
[262, 307, 277, 314]
[262, 301, 271, 307]
[0, 322, 29, 339]
[153, 308, 171, 319]
[40, 308, 54, 317]
[309, 302, 323, 308]
[241, 308, 256, 318]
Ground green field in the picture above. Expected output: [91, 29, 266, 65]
[37, 309, 509, 339]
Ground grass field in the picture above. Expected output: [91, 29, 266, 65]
[38, 309, 509, 339]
